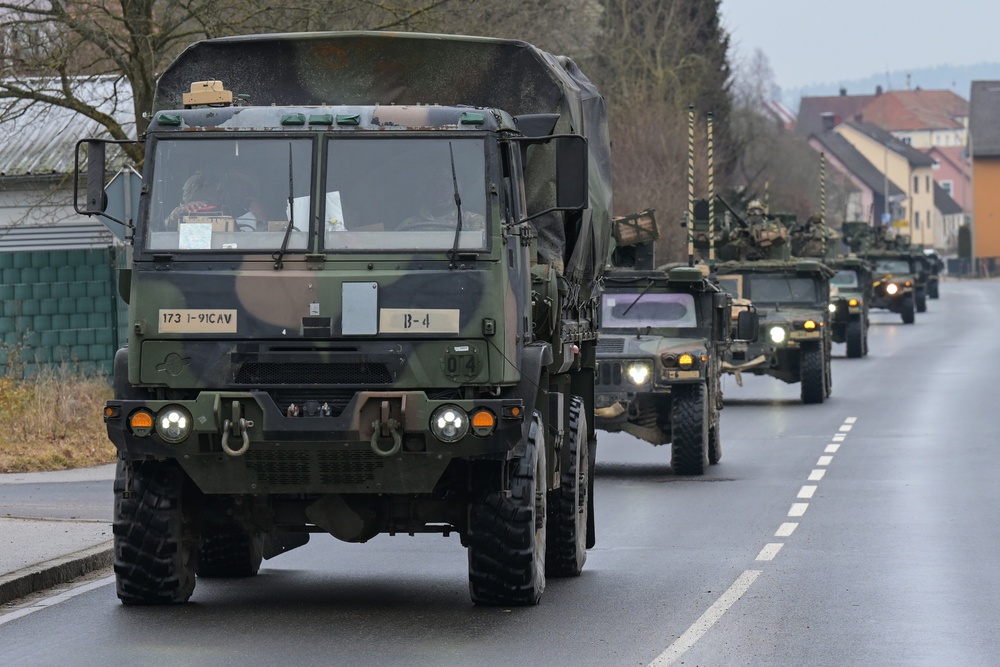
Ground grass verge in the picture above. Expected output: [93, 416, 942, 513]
[0, 373, 115, 473]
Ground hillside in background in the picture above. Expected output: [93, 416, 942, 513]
[782, 62, 1000, 111]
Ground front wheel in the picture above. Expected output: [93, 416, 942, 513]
[800, 344, 826, 404]
[901, 295, 915, 324]
[846, 319, 864, 358]
[546, 396, 589, 578]
[113, 460, 200, 604]
[468, 413, 547, 606]
[671, 383, 709, 475]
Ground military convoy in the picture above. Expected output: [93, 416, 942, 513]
[79, 32, 615, 606]
[592, 211, 757, 475]
[842, 222, 929, 324]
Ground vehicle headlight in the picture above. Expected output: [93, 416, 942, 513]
[155, 406, 192, 444]
[886, 283, 899, 295]
[626, 362, 651, 385]
[769, 326, 786, 344]
[828, 303, 837, 313]
[430, 405, 469, 443]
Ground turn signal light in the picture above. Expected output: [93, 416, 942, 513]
[129, 410, 155, 437]
[470, 409, 497, 437]
[804, 320, 817, 330]
[678, 353, 695, 369]
[848, 298, 859, 307]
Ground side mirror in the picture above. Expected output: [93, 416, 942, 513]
[735, 309, 759, 342]
[86, 141, 108, 213]
[555, 135, 588, 210]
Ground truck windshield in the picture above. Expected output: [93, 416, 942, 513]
[144, 138, 313, 252]
[602, 292, 698, 328]
[323, 137, 488, 251]
[873, 259, 911, 274]
[747, 274, 819, 304]
[831, 270, 860, 289]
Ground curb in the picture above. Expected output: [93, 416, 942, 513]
[0, 542, 114, 605]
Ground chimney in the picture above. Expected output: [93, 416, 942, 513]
[821, 112, 836, 132]
[839, 88, 847, 96]
[876, 85, 883, 95]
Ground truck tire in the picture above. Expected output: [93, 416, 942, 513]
[916, 290, 927, 313]
[468, 413, 547, 606]
[901, 295, 915, 324]
[546, 396, 589, 578]
[198, 525, 263, 578]
[671, 384, 709, 475]
[928, 281, 939, 299]
[708, 422, 721, 465]
[113, 459, 199, 604]
[846, 319, 864, 358]
[800, 344, 826, 404]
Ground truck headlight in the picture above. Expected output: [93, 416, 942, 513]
[886, 283, 899, 295]
[828, 303, 837, 313]
[430, 405, 469, 443]
[769, 326, 786, 344]
[156, 406, 192, 443]
[626, 362, 651, 385]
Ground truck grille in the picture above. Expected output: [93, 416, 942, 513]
[246, 449, 384, 486]
[597, 361, 624, 386]
[597, 338, 625, 354]
[234, 362, 393, 385]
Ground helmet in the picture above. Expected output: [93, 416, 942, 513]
[747, 200, 765, 215]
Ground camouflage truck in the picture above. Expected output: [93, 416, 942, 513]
[713, 202, 834, 404]
[592, 212, 758, 475]
[77, 32, 614, 607]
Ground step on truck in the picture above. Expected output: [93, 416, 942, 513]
[77, 31, 614, 606]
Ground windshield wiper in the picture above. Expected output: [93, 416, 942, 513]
[621, 278, 656, 318]
[273, 144, 295, 270]
[446, 142, 464, 268]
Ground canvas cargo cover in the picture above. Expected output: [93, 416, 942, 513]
[155, 31, 613, 297]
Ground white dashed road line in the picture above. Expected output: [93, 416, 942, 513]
[788, 503, 809, 517]
[808, 469, 826, 481]
[775, 522, 798, 537]
[755, 543, 784, 561]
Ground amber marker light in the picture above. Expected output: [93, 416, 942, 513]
[804, 320, 817, 330]
[129, 410, 154, 437]
[471, 409, 497, 437]
[848, 298, 859, 307]
[678, 353, 695, 369]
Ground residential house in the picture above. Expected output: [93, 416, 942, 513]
[924, 146, 971, 212]
[835, 120, 938, 247]
[933, 182, 964, 253]
[968, 81, 1000, 264]
[795, 88, 878, 137]
[855, 89, 968, 149]
[808, 130, 905, 227]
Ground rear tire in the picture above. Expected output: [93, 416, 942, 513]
[800, 344, 826, 404]
[468, 413, 547, 606]
[846, 319, 863, 358]
[198, 525, 263, 578]
[113, 460, 199, 605]
[671, 384, 709, 475]
[916, 290, 927, 313]
[928, 281, 939, 299]
[546, 396, 589, 578]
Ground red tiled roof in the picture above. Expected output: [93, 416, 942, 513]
[858, 90, 968, 131]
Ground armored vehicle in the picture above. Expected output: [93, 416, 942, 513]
[826, 257, 872, 358]
[78, 32, 614, 606]
[842, 222, 923, 323]
[716, 259, 833, 403]
[593, 211, 756, 474]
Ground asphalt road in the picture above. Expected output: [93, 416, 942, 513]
[1, 279, 997, 667]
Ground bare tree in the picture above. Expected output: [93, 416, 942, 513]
[0, 0, 456, 163]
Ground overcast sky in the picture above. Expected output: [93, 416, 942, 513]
[721, 1, 1000, 91]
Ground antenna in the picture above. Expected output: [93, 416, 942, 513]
[707, 111, 715, 262]
[687, 105, 695, 267]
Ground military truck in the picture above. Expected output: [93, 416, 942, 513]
[713, 201, 834, 404]
[592, 212, 758, 475]
[76, 32, 614, 607]
[826, 256, 872, 358]
[842, 222, 921, 324]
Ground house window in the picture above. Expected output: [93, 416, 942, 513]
[903, 137, 912, 145]
[913, 176, 919, 193]
[926, 175, 930, 192]
[942, 180, 954, 196]
[915, 211, 920, 229]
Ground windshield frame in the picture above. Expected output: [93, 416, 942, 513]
[741, 272, 824, 306]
